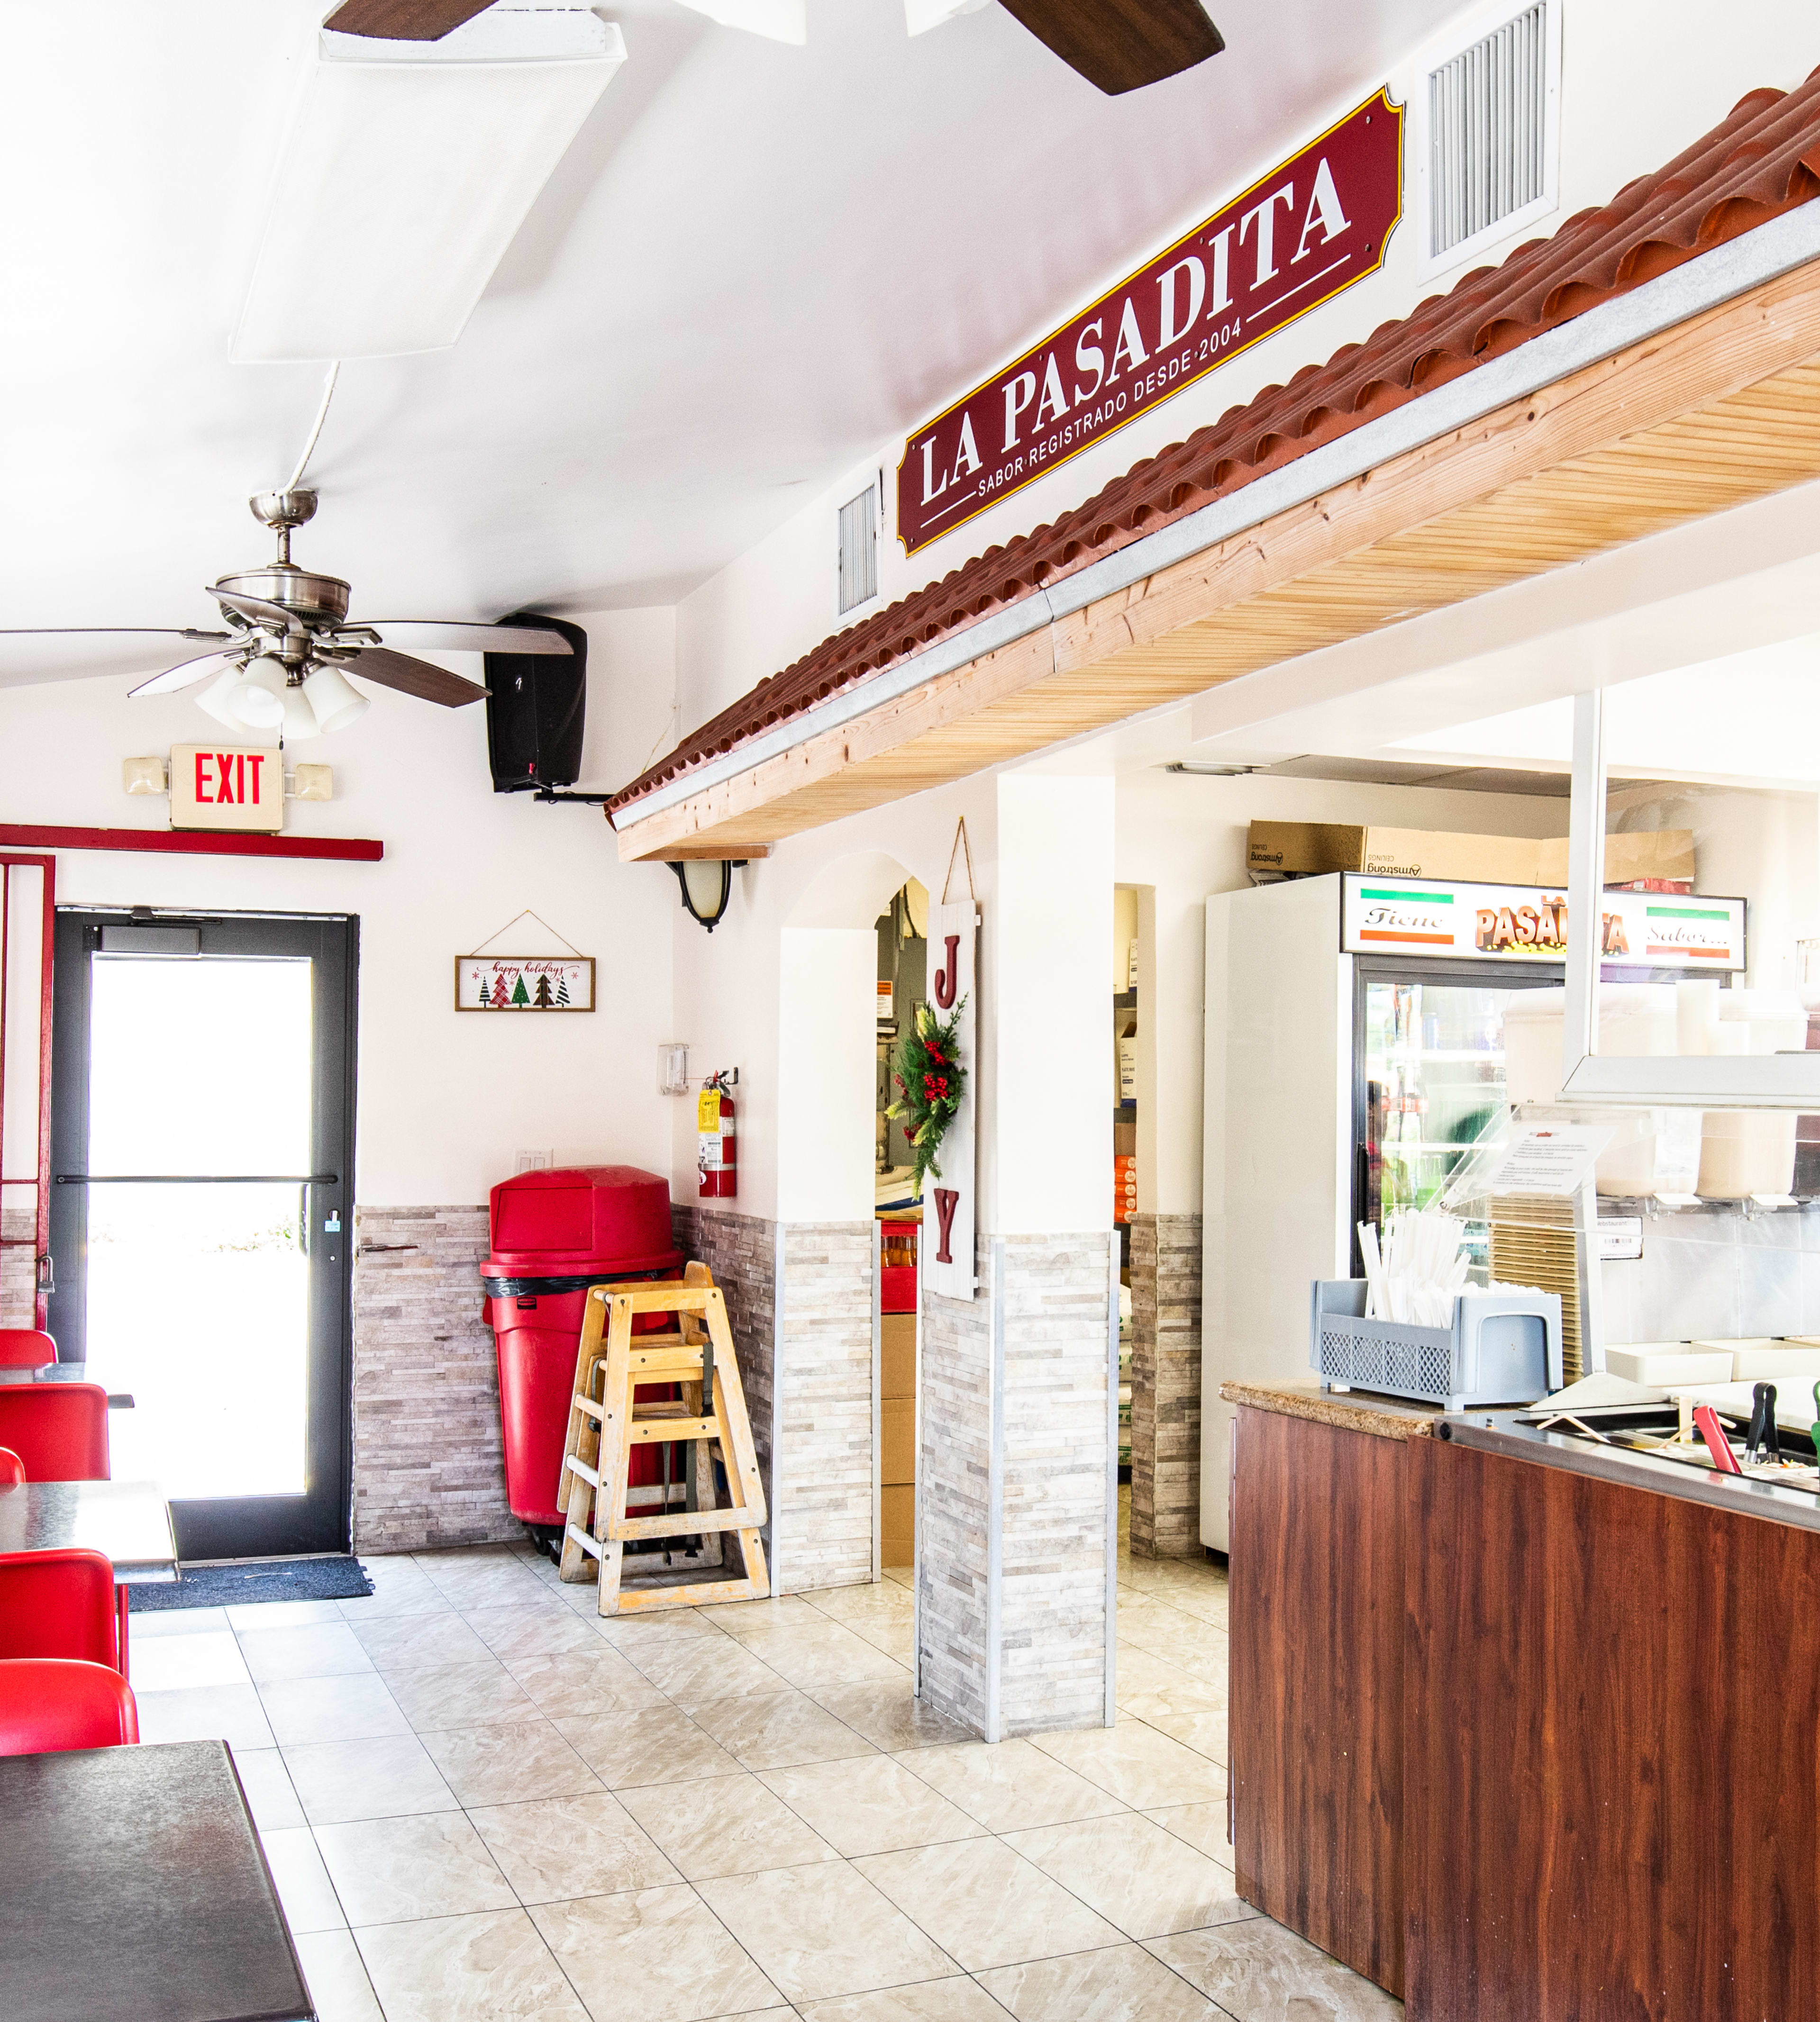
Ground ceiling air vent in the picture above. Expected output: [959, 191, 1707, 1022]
[837, 483, 878, 617]
[1417, 0, 1560, 279]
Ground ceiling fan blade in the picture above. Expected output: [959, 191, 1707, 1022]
[320, 0, 495, 39]
[0, 626, 230, 642]
[211, 587, 304, 634]
[350, 620, 575, 655]
[127, 647, 249, 699]
[905, 0, 987, 30]
[994, 0, 1222, 93]
[344, 647, 488, 707]
[672, 0, 807, 44]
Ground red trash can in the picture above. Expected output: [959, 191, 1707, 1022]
[481, 1165, 682, 1541]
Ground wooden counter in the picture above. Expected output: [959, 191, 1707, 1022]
[1225, 1384, 1427, 2000]
[1225, 1380, 1820, 2019]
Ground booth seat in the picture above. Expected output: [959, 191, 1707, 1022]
[0, 1329, 58, 1368]
[0, 1385, 109, 1481]
[0, 1658, 137, 1755]
[0, 1548, 122, 1673]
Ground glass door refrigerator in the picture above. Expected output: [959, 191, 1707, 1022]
[1199, 874, 1562, 1550]
[1354, 959, 1560, 1277]
[1198, 869, 1745, 1548]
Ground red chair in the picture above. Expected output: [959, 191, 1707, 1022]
[0, 1659, 137, 1755]
[0, 1384, 110, 1482]
[0, 1330, 57, 1368]
[0, 1448, 23, 1486]
[0, 1392, 129, 1675]
[0, 1549, 120, 1671]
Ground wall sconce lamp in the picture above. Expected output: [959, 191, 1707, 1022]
[669, 859, 746, 933]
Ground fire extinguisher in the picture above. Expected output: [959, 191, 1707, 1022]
[697, 1070, 738, 1200]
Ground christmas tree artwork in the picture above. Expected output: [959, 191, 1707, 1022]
[511, 973, 530, 1007]
[477, 973, 491, 1008]
[533, 974, 554, 1008]
[489, 972, 511, 1009]
[555, 975, 570, 1006]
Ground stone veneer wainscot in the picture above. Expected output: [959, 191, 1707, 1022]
[351, 1206, 519, 1553]
[1127, 1212, 1204, 1558]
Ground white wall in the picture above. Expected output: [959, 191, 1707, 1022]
[664, 0, 1820, 736]
[775, 926, 879, 1224]
[0, 606, 680, 1207]
[995, 774, 1115, 1234]
[1612, 782, 1820, 993]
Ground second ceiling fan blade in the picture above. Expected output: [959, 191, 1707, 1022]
[127, 647, 248, 699]
[354, 620, 575, 655]
[0, 626, 230, 642]
[995, 0, 1222, 93]
[321, 0, 495, 39]
[345, 648, 489, 707]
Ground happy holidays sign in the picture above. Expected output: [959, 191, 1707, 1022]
[455, 956, 595, 1012]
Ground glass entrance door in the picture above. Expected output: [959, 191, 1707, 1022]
[48, 912, 357, 1559]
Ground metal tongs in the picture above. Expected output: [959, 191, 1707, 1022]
[1745, 1381, 1782, 1468]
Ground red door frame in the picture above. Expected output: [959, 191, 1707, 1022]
[0, 853, 56, 1332]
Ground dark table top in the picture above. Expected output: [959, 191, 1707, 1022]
[0, 1739, 312, 2022]
[0, 1479, 178, 1583]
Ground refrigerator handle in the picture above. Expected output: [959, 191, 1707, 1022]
[1351, 1142, 1371, 1275]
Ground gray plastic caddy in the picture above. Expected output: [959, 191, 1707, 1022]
[1309, 1279, 1563, 1412]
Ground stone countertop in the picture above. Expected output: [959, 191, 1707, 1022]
[1220, 1380, 1439, 1442]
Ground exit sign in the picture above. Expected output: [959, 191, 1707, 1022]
[169, 745, 283, 833]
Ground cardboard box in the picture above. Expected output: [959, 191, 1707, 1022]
[1534, 830, 1695, 886]
[881, 1484, 915, 1566]
[1246, 821, 1695, 888]
[881, 1398, 916, 1486]
[1246, 821, 1543, 883]
[881, 1314, 916, 1401]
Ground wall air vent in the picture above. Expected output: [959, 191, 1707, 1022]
[837, 483, 878, 616]
[1417, 0, 1560, 280]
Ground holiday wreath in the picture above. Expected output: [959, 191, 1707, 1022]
[887, 997, 968, 1196]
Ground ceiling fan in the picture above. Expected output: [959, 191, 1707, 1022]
[321, 0, 1223, 97]
[0, 489, 572, 743]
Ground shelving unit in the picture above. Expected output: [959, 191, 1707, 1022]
[1113, 905, 1137, 1483]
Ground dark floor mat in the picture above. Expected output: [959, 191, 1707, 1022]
[129, 1558, 374, 1611]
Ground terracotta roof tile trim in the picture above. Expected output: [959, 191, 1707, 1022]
[610, 69, 1820, 820]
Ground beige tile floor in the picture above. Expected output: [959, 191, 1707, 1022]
[129, 1505, 1400, 2022]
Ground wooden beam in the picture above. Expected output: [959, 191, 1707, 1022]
[615, 252, 1820, 861]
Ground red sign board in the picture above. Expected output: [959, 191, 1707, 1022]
[895, 89, 1404, 556]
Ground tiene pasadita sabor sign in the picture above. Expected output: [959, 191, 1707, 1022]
[895, 89, 1403, 555]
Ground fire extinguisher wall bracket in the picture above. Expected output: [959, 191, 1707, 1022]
[697, 1070, 739, 1201]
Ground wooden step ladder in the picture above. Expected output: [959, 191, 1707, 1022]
[556, 1265, 770, 1614]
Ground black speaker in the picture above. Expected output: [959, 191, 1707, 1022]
[483, 612, 589, 793]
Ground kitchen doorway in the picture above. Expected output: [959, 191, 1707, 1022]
[47, 910, 357, 1560]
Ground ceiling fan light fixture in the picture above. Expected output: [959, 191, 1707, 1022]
[195, 662, 254, 732]
[229, 655, 291, 730]
[281, 683, 320, 744]
[231, 17, 626, 362]
[302, 662, 372, 735]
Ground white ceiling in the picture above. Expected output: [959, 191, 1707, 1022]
[0, 0, 1464, 690]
